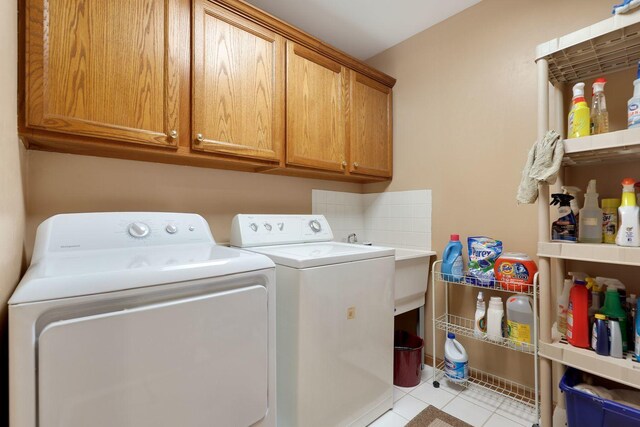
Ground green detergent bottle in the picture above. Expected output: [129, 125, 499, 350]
[601, 287, 628, 352]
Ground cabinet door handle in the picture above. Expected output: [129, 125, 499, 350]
[169, 130, 178, 139]
[195, 133, 204, 143]
[341, 161, 347, 168]
[353, 162, 359, 168]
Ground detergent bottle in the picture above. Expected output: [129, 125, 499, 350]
[567, 272, 590, 348]
[444, 333, 468, 383]
[635, 299, 640, 362]
[598, 278, 628, 352]
[557, 278, 572, 336]
[609, 319, 624, 358]
[578, 180, 603, 243]
[442, 234, 464, 282]
[628, 294, 637, 353]
[628, 62, 640, 129]
[586, 277, 602, 331]
[568, 82, 590, 138]
[616, 178, 640, 247]
[592, 314, 609, 356]
[602, 198, 621, 244]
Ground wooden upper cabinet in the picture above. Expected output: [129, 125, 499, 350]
[349, 72, 393, 178]
[286, 42, 349, 172]
[192, 0, 284, 162]
[25, 0, 181, 148]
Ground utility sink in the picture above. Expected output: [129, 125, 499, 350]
[394, 248, 435, 315]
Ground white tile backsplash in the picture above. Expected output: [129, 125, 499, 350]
[311, 189, 432, 250]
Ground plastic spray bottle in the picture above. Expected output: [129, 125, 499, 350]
[597, 277, 628, 352]
[551, 194, 578, 243]
[562, 186, 581, 238]
[561, 186, 581, 217]
[442, 234, 464, 282]
[579, 180, 603, 243]
[616, 178, 640, 247]
[567, 272, 590, 348]
[474, 291, 486, 338]
[568, 82, 590, 138]
[591, 78, 609, 134]
[557, 279, 572, 336]
[628, 62, 640, 129]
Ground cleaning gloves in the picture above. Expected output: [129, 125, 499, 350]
[517, 130, 564, 204]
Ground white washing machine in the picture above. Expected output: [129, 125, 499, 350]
[231, 214, 395, 427]
[9, 212, 276, 427]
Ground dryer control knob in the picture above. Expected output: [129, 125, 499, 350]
[128, 222, 150, 238]
[264, 223, 272, 231]
[309, 219, 322, 233]
[165, 224, 178, 234]
[249, 223, 258, 232]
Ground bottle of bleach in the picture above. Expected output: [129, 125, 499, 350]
[442, 234, 463, 282]
[444, 333, 468, 383]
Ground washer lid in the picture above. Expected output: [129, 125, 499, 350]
[246, 242, 395, 268]
[9, 244, 274, 304]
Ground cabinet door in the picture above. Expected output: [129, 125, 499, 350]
[192, 1, 285, 162]
[349, 72, 393, 178]
[26, 0, 181, 148]
[286, 42, 348, 172]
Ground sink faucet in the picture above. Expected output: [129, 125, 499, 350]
[347, 233, 358, 244]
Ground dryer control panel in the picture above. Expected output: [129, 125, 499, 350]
[230, 215, 333, 247]
[33, 213, 214, 262]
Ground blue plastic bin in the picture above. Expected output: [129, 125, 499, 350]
[560, 368, 640, 427]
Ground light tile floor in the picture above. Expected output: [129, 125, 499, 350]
[369, 366, 538, 427]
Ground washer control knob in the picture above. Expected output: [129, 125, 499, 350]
[249, 223, 258, 232]
[128, 222, 150, 238]
[264, 223, 272, 231]
[309, 219, 322, 233]
[277, 222, 284, 231]
[165, 224, 178, 234]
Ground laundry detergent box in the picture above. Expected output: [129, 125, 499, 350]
[465, 236, 503, 287]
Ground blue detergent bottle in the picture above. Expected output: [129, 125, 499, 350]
[442, 234, 463, 282]
[636, 299, 640, 362]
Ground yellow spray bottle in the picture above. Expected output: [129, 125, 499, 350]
[568, 82, 590, 138]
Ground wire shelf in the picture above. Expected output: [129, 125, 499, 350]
[435, 314, 536, 354]
[433, 361, 538, 409]
[433, 270, 536, 296]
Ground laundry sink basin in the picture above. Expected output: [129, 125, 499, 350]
[394, 248, 435, 315]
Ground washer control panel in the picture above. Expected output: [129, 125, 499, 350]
[230, 214, 333, 247]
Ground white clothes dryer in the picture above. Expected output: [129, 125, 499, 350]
[9, 212, 276, 427]
[231, 214, 395, 427]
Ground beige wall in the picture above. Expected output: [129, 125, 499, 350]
[26, 151, 361, 256]
[365, 0, 613, 386]
[1, 0, 27, 421]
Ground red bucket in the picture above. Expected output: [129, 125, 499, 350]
[393, 330, 424, 387]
